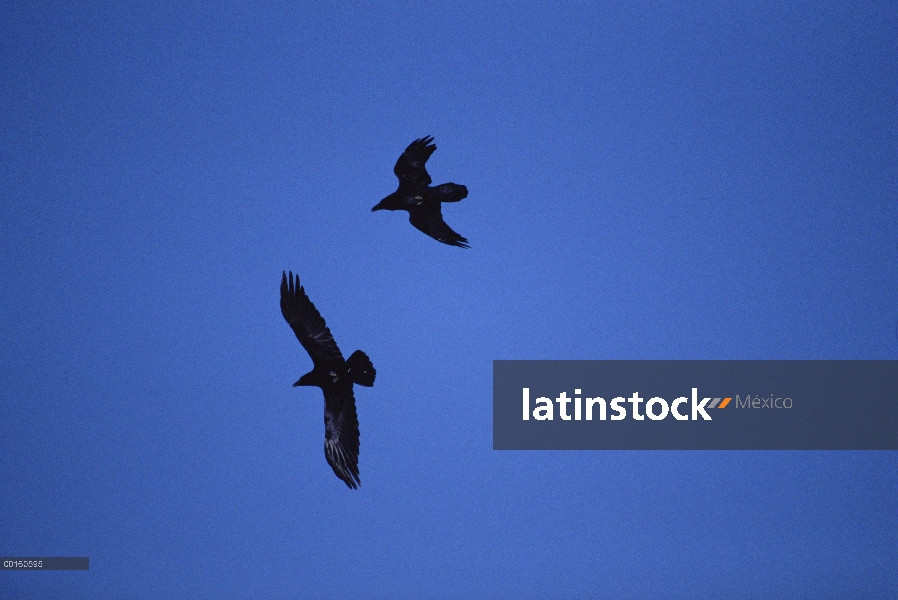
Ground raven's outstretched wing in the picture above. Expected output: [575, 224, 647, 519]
[280, 271, 344, 365]
[408, 204, 470, 248]
[324, 388, 361, 489]
[394, 136, 435, 187]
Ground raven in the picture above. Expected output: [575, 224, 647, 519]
[280, 271, 376, 489]
[372, 136, 470, 248]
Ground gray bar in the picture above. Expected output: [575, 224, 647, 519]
[494, 360, 898, 450]
[1, 557, 89, 570]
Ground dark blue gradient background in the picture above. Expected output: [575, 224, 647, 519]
[2, 2, 896, 597]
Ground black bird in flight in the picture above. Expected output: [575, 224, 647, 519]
[372, 136, 470, 248]
[280, 271, 376, 489]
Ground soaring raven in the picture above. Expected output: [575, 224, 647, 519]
[280, 271, 376, 489]
[372, 136, 470, 248]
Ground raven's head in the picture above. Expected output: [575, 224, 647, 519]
[293, 371, 318, 387]
[371, 192, 398, 212]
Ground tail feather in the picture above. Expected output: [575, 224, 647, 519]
[347, 350, 376, 387]
[430, 183, 468, 203]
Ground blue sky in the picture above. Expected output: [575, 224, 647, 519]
[2, 1, 896, 597]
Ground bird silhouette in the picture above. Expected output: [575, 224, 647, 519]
[372, 136, 470, 248]
[280, 271, 375, 489]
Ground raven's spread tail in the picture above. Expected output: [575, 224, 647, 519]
[430, 183, 468, 203]
[347, 350, 376, 387]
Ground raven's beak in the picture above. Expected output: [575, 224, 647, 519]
[371, 203, 383, 212]
[294, 372, 314, 387]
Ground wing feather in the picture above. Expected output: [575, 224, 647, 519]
[280, 271, 343, 366]
[394, 136, 435, 187]
[408, 204, 470, 248]
[323, 387, 361, 489]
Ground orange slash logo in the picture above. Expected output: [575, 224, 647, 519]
[708, 397, 732, 409]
